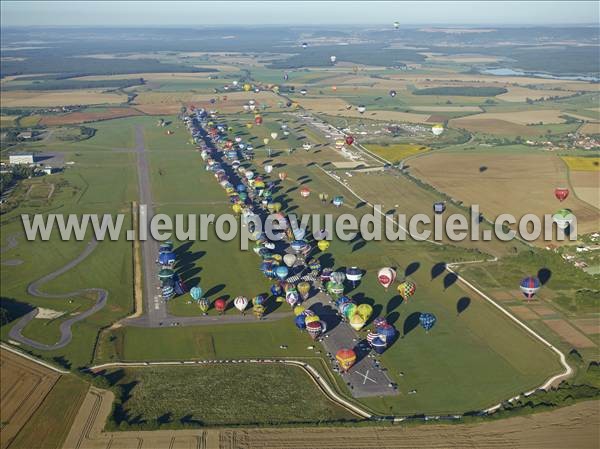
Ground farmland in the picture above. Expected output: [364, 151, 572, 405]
[1, 22, 599, 443]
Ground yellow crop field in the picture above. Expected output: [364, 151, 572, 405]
[562, 156, 600, 171]
[365, 143, 431, 163]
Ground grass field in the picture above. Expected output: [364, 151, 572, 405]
[561, 156, 600, 171]
[364, 143, 431, 163]
[102, 364, 354, 427]
[1, 89, 128, 107]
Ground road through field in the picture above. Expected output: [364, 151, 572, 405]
[8, 239, 108, 350]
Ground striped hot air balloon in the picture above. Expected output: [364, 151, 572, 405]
[519, 276, 541, 299]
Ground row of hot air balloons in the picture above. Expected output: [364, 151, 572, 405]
[377, 267, 417, 301]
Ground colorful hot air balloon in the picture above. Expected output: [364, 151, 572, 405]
[253, 304, 266, 318]
[332, 195, 344, 207]
[336, 348, 357, 372]
[295, 313, 307, 329]
[419, 313, 437, 332]
[432, 124, 444, 136]
[554, 187, 569, 202]
[243, 83, 252, 92]
[520, 276, 541, 299]
[300, 187, 311, 198]
[377, 267, 396, 289]
[254, 115, 263, 125]
[433, 202, 446, 214]
[234, 296, 248, 312]
[275, 265, 289, 280]
[214, 298, 227, 314]
[397, 280, 416, 301]
[345, 136, 354, 145]
[553, 208, 575, 230]
[349, 313, 366, 331]
[283, 253, 297, 268]
[278, 172, 288, 181]
[357, 303, 373, 322]
[345, 267, 362, 287]
[306, 320, 323, 339]
[198, 298, 210, 314]
[317, 240, 330, 251]
[318, 193, 329, 203]
[371, 336, 387, 354]
[190, 286, 202, 301]
[297, 282, 311, 300]
[331, 271, 345, 285]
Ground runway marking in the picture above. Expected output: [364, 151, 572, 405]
[355, 369, 377, 385]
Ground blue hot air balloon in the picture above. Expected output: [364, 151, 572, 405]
[371, 336, 387, 354]
[158, 251, 176, 266]
[433, 202, 446, 214]
[308, 259, 321, 273]
[520, 276, 541, 299]
[291, 240, 307, 253]
[295, 313, 307, 330]
[419, 313, 437, 332]
[378, 324, 397, 341]
[345, 267, 363, 287]
[275, 265, 289, 281]
[271, 283, 283, 297]
[333, 195, 344, 207]
[190, 286, 202, 301]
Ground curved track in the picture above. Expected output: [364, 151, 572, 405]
[8, 238, 108, 350]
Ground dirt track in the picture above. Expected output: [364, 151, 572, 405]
[63, 386, 600, 449]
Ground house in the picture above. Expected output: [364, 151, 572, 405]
[17, 131, 32, 140]
[9, 154, 34, 165]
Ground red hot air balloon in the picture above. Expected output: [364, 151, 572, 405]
[300, 187, 311, 198]
[254, 115, 263, 125]
[554, 187, 569, 202]
[225, 140, 233, 149]
[214, 298, 227, 314]
[345, 135, 354, 146]
[336, 348, 357, 372]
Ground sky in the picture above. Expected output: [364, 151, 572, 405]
[1, 1, 598, 27]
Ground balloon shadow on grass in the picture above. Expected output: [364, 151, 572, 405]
[403, 312, 421, 337]
[538, 268, 552, 285]
[386, 295, 404, 314]
[431, 262, 446, 280]
[457, 297, 471, 315]
[443, 272, 458, 290]
[405, 262, 420, 277]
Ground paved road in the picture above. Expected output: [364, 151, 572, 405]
[305, 292, 398, 398]
[8, 239, 108, 350]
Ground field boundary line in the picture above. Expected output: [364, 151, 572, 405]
[445, 264, 573, 412]
[0, 342, 70, 374]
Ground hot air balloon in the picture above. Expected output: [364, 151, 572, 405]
[275, 265, 289, 280]
[433, 202, 446, 214]
[199, 298, 210, 314]
[520, 276, 541, 299]
[214, 298, 227, 314]
[357, 303, 373, 322]
[158, 251, 176, 266]
[302, 143, 312, 151]
[297, 282, 311, 300]
[366, 330, 379, 345]
[278, 172, 288, 181]
[308, 259, 321, 273]
[306, 320, 323, 339]
[318, 193, 329, 203]
[554, 187, 569, 202]
[158, 268, 175, 280]
[357, 105, 366, 114]
[290, 240, 307, 253]
[254, 115, 263, 125]
[345, 267, 363, 287]
[293, 227, 306, 240]
[252, 295, 266, 308]
[294, 305, 306, 316]
[332, 195, 344, 207]
[397, 280, 416, 301]
[379, 323, 397, 341]
[393, 21, 400, 29]
[330, 55, 337, 64]
[327, 282, 344, 298]
[432, 124, 444, 136]
[553, 208, 575, 230]
[300, 187, 311, 198]
[243, 83, 252, 92]
[270, 132, 278, 140]
[283, 253, 297, 268]
[302, 42, 308, 49]
[317, 240, 330, 252]
[377, 267, 396, 290]
[253, 304, 266, 318]
[331, 271, 345, 285]
[349, 313, 366, 331]
[286, 289, 299, 307]
[419, 313, 437, 332]
[295, 313, 307, 329]
[345, 135, 354, 145]
[190, 286, 202, 301]
[342, 302, 357, 320]
[264, 164, 273, 174]
[389, 89, 397, 97]
[336, 348, 357, 372]
[234, 296, 248, 313]
[371, 336, 387, 354]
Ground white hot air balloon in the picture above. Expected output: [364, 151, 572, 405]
[330, 55, 337, 64]
[357, 105, 366, 114]
[432, 124, 444, 136]
[232, 80, 239, 86]
[242, 104, 250, 112]
[264, 164, 273, 174]
[249, 99, 256, 105]
[283, 253, 297, 267]
[234, 296, 249, 312]
[270, 132, 278, 140]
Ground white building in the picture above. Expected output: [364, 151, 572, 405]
[9, 154, 34, 165]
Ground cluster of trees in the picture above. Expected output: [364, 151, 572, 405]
[0, 165, 36, 195]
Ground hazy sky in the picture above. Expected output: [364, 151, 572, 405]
[1, 1, 598, 27]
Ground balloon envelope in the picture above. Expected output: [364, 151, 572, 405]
[234, 296, 248, 312]
[419, 313, 437, 332]
[397, 280, 416, 301]
[283, 253, 297, 267]
[336, 349, 357, 371]
[190, 286, 202, 300]
[520, 276, 541, 299]
[377, 267, 396, 289]
[317, 240, 330, 251]
[554, 187, 569, 202]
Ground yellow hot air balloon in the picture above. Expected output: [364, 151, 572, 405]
[276, 296, 285, 303]
[432, 124, 444, 136]
[305, 314, 320, 325]
[243, 83, 252, 92]
[232, 203, 243, 214]
[317, 240, 330, 251]
[294, 305, 306, 316]
[272, 253, 282, 262]
[297, 281, 311, 300]
[349, 313, 366, 331]
[246, 123, 253, 129]
[263, 138, 270, 145]
[271, 202, 282, 213]
[273, 85, 280, 93]
[356, 304, 373, 321]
